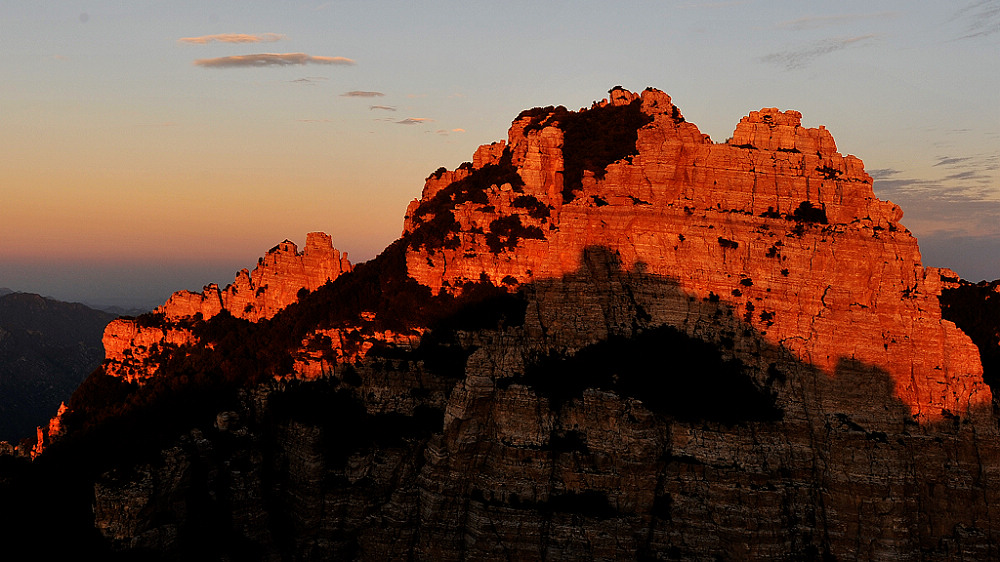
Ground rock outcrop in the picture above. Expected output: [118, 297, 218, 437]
[155, 232, 351, 323]
[101, 232, 351, 382]
[401, 86, 986, 422]
[8, 87, 1000, 561]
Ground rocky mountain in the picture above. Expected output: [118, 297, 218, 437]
[0, 292, 115, 443]
[3, 87, 1000, 560]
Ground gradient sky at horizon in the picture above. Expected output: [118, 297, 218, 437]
[2, 0, 998, 308]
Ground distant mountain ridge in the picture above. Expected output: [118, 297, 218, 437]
[0, 292, 115, 442]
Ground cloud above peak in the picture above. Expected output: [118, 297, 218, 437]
[194, 53, 355, 68]
[179, 33, 284, 44]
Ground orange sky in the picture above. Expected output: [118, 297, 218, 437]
[1, 1, 997, 307]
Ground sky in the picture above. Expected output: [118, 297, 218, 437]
[1, 0, 998, 309]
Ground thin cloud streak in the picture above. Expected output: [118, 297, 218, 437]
[369, 105, 396, 111]
[874, 152, 1000, 211]
[179, 33, 284, 44]
[868, 168, 901, 180]
[290, 77, 328, 85]
[777, 13, 895, 31]
[935, 156, 975, 167]
[194, 53, 355, 68]
[953, 0, 1000, 39]
[396, 118, 432, 125]
[761, 34, 876, 70]
[342, 91, 384, 97]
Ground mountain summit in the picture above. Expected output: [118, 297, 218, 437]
[5, 87, 999, 560]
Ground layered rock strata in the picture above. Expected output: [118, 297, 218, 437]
[14, 87, 1000, 560]
[402, 86, 986, 422]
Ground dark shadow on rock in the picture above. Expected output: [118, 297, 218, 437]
[2, 245, 999, 560]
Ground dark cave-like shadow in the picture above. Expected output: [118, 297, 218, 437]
[506, 245, 929, 433]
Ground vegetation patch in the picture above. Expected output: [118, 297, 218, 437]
[486, 215, 545, 253]
[408, 148, 525, 250]
[510, 195, 551, 219]
[816, 165, 842, 180]
[268, 377, 444, 467]
[718, 237, 740, 249]
[791, 201, 828, 224]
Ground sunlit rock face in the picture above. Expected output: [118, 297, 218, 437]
[402, 86, 987, 422]
[154, 231, 352, 322]
[101, 232, 351, 382]
[19, 88, 1000, 561]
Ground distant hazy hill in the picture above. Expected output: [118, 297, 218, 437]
[0, 292, 115, 442]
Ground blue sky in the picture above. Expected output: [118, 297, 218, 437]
[1, 0, 997, 308]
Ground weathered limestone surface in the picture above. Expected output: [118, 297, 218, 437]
[402, 87, 986, 422]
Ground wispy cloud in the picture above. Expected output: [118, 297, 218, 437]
[194, 53, 355, 68]
[868, 168, 901, 180]
[761, 34, 876, 70]
[369, 105, 396, 111]
[451, 128, 466, 133]
[934, 156, 975, 167]
[953, 0, 1000, 39]
[297, 118, 336, 123]
[290, 76, 328, 85]
[874, 152, 1000, 237]
[342, 90, 384, 97]
[179, 33, 284, 45]
[434, 128, 467, 136]
[396, 118, 433, 125]
[776, 12, 895, 31]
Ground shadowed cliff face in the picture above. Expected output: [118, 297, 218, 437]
[4, 87, 999, 560]
[4, 246, 999, 561]
[941, 279, 1000, 396]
